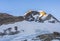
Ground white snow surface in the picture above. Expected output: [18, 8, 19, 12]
[0, 21, 60, 41]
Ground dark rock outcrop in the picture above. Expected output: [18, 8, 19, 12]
[0, 13, 24, 25]
[34, 32, 60, 41]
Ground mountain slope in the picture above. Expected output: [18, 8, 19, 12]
[0, 21, 60, 41]
[0, 13, 60, 41]
[0, 13, 24, 25]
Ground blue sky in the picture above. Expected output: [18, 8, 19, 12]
[0, 0, 60, 19]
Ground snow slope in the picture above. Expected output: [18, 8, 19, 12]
[0, 21, 60, 41]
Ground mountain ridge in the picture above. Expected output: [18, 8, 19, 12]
[0, 12, 60, 25]
[0, 13, 24, 25]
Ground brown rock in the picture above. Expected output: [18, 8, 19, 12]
[0, 13, 24, 25]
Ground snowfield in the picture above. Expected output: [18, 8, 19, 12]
[0, 21, 60, 41]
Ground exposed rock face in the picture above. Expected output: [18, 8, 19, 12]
[35, 32, 60, 41]
[24, 11, 39, 21]
[24, 11, 60, 23]
[0, 13, 24, 25]
[0, 13, 13, 18]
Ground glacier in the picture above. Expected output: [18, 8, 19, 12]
[0, 21, 60, 41]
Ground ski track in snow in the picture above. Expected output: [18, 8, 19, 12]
[0, 21, 60, 41]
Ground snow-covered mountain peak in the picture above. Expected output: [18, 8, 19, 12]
[0, 13, 60, 41]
